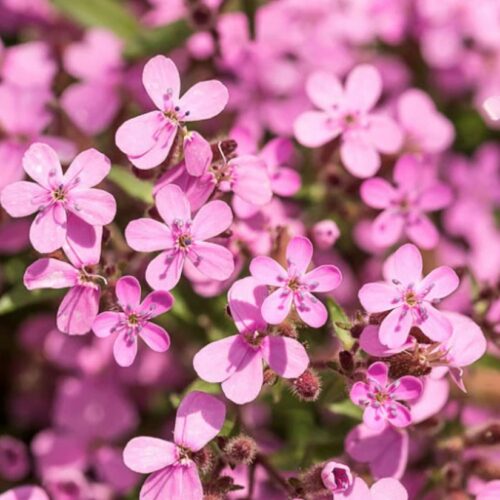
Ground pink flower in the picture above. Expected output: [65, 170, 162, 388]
[358, 243, 459, 348]
[397, 89, 454, 154]
[345, 423, 409, 480]
[476, 480, 500, 500]
[250, 236, 342, 327]
[125, 184, 234, 291]
[92, 276, 173, 367]
[483, 95, 500, 120]
[193, 277, 309, 404]
[23, 227, 104, 335]
[0, 485, 49, 500]
[115, 55, 228, 170]
[294, 65, 402, 178]
[334, 476, 408, 500]
[1, 143, 116, 254]
[321, 461, 353, 494]
[312, 220, 341, 250]
[350, 362, 422, 431]
[123, 391, 225, 500]
[360, 155, 452, 249]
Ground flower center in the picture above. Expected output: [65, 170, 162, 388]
[243, 330, 266, 347]
[128, 313, 139, 326]
[287, 277, 302, 291]
[171, 219, 193, 250]
[52, 185, 67, 202]
[404, 290, 419, 307]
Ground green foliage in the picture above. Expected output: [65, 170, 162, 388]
[0, 285, 62, 315]
[108, 166, 153, 204]
[327, 298, 355, 349]
[328, 399, 363, 420]
[50, 0, 192, 59]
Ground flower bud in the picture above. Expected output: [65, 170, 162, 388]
[312, 220, 340, 250]
[223, 434, 257, 465]
[290, 369, 321, 401]
[339, 351, 354, 374]
[321, 461, 353, 493]
[192, 446, 215, 475]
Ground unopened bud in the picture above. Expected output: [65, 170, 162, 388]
[387, 351, 431, 378]
[350, 323, 363, 339]
[223, 435, 257, 465]
[192, 446, 215, 475]
[300, 463, 325, 494]
[339, 351, 354, 374]
[290, 369, 321, 401]
[369, 312, 389, 325]
[263, 368, 278, 386]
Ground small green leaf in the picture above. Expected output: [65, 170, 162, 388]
[183, 379, 221, 397]
[51, 0, 141, 40]
[327, 298, 354, 349]
[0, 285, 62, 315]
[124, 20, 192, 59]
[476, 353, 500, 372]
[108, 166, 153, 204]
[328, 399, 362, 420]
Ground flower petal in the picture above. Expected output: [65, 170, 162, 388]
[405, 214, 439, 249]
[261, 288, 293, 325]
[24, 258, 78, 290]
[63, 148, 111, 188]
[23, 142, 63, 189]
[371, 210, 404, 247]
[303, 265, 342, 293]
[370, 478, 408, 500]
[116, 276, 142, 310]
[30, 204, 67, 253]
[92, 311, 122, 338]
[345, 64, 381, 112]
[294, 291, 328, 328]
[187, 241, 234, 281]
[340, 137, 380, 178]
[367, 361, 389, 386]
[306, 70, 344, 110]
[390, 376, 423, 401]
[139, 323, 170, 352]
[142, 55, 181, 111]
[379, 307, 413, 348]
[145, 249, 185, 291]
[178, 80, 228, 122]
[155, 184, 191, 226]
[125, 218, 174, 252]
[174, 391, 226, 451]
[350, 382, 371, 406]
[183, 131, 212, 177]
[286, 236, 313, 274]
[193, 335, 245, 383]
[113, 329, 138, 367]
[228, 277, 268, 333]
[69, 188, 116, 226]
[367, 115, 402, 153]
[139, 463, 202, 500]
[262, 336, 309, 378]
[360, 178, 396, 209]
[123, 436, 177, 474]
[57, 285, 100, 335]
[249, 256, 288, 287]
[140, 290, 174, 317]
[294, 111, 341, 147]
[419, 304, 453, 342]
[0, 181, 49, 217]
[363, 405, 387, 431]
[383, 243, 422, 287]
[358, 282, 402, 313]
[418, 183, 453, 211]
[387, 402, 412, 428]
[221, 349, 264, 405]
[191, 200, 232, 241]
[418, 266, 459, 301]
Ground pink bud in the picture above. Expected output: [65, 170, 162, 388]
[184, 131, 213, 176]
[312, 220, 340, 249]
[321, 461, 353, 493]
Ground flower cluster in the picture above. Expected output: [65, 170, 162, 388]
[0, 1, 498, 499]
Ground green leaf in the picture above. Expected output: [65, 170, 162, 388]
[183, 379, 221, 398]
[476, 353, 500, 372]
[108, 166, 153, 204]
[327, 298, 354, 349]
[51, 0, 141, 40]
[124, 20, 192, 59]
[328, 399, 362, 420]
[0, 285, 62, 315]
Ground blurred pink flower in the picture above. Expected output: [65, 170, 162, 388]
[93, 276, 172, 367]
[123, 391, 225, 499]
[294, 64, 402, 177]
[193, 277, 309, 404]
[126, 184, 234, 290]
[358, 243, 459, 347]
[360, 155, 452, 249]
[250, 236, 342, 327]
